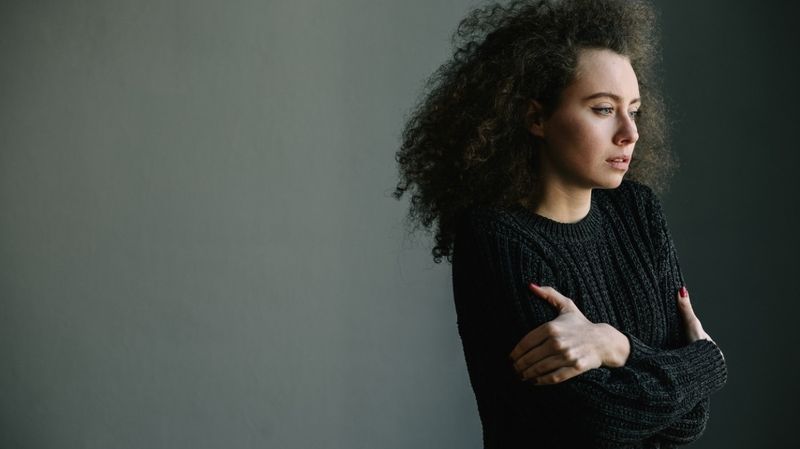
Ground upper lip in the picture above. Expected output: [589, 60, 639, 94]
[606, 154, 631, 162]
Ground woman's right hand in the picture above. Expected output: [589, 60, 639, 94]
[677, 286, 714, 344]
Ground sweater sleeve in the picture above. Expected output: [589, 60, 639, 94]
[652, 397, 711, 446]
[466, 212, 728, 448]
[638, 183, 727, 445]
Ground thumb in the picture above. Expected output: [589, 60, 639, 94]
[529, 283, 577, 313]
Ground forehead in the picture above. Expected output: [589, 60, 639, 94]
[567, 48, 640, 99]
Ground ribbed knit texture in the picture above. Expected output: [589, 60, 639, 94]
[451, 179, 728, 449]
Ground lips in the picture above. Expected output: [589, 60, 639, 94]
[606, 154, 631, 171]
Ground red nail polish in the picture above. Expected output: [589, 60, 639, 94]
[679, 286, 688, 298]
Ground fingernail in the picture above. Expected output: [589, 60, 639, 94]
[530, 283, 540, 289]
[679, 286, 688, 298]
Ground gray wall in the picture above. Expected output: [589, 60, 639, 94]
[0, 1, 796, 448]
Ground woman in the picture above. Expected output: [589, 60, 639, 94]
[393, 0, 727, 447]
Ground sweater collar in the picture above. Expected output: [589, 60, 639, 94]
[508, 192, 604, 242]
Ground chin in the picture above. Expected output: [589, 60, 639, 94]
[595, 175, 625, 190]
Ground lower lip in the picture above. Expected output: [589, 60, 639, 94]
[606, 160, 629, 170]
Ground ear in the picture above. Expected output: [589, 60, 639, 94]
[527, 99, 546, 138]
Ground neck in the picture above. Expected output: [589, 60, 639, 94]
[528, 178, 593, 224]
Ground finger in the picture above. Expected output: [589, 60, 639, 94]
[509, 323, 553, 361]
[676, 286, 696, 316]
[533, 365, 582, 385]
[512, 338, 559, 374]
[519, 353, 567, 381]
[529, 283, 577, 313]
[676, 288, 706, 340]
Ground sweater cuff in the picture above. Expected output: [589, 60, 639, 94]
[623, 330, 660, 360]
[622, 331, 728, 396]
[679, 339, 728, 396]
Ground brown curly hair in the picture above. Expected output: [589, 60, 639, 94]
[393, 0, 678, 264]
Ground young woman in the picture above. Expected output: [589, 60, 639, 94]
[393, 0, 727, 447]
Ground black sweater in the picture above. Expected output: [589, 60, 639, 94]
[451, 179, 728, 448]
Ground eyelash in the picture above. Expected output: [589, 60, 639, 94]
[593, 107, 642, 121]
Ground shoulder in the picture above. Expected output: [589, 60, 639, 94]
[594, 179, 672, 251]
[457, 205, 538, 247]
[455, 205, 559, 275]
[460, 206, 514, 234]
[599, 178, 657, 204]
[454, 206, 559, 286]
[606, 179, 676, 250]
[453, 206, 541, 266]
[597, 178, 663, 221]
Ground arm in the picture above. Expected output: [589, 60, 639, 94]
[506, 284, 719, 446]
[654, 396, 711, 445]
[642, 184, 727, 444]
[466, 214, 727, 448]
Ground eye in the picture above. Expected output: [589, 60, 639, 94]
[592, 107, 614, 116]
[629, 110, 642, 121]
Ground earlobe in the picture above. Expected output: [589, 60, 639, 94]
[527, 99, 546, 138]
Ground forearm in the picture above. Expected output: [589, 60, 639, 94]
[593, 320, 718, 440]
[508, 341, 724, 448]
[604, 327, 714, 444]
[653, 396, 711, 445]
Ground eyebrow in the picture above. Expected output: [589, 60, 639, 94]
[583, 92, 641, 104]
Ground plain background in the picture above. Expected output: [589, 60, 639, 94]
[1, 0, 797, 448]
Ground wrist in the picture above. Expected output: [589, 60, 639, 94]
[596, 323, 630, 368]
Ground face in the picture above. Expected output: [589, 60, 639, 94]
[529, 48, 641, 191]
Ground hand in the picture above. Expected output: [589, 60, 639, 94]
[676, 286, 714, 344]
[509, 284, 630, 385]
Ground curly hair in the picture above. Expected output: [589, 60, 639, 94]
[393, 0, 678, 264]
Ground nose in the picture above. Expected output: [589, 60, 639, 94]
[613, 113, 639, 147]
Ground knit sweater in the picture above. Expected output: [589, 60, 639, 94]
[451, 179, 728, 449]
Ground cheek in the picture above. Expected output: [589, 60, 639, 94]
[550, 117, 600, 154]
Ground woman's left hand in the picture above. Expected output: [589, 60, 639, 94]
[509, 283, 630, 385]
